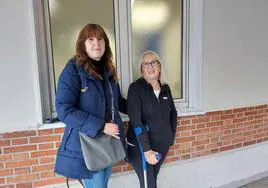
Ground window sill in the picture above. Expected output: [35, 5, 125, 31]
[38, 108, 204, 130]
[177, 107, 205, 117]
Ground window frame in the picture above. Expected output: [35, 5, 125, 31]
[32, 0, 203, 124]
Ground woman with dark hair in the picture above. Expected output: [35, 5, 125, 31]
[54, 23, 127, 188]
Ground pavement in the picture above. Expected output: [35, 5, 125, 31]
[239, 176, 268, 188]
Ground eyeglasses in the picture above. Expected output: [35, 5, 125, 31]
[142, 60, 159, 68]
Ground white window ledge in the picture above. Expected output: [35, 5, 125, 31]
[177, 107, 205, 117]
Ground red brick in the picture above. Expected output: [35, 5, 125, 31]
[0, 169, 13, 176]
[0, 154, 12, 162]
[233, 117, 247, 123]
[235, 143, 243, 148]
[254, 133, 266, 139]
[0, 178, 4, 184]
[179, 143, 191, 150]
[211, 116, 220, 121]
[236, 113, 245, 118]
[13, 153, 29, 161]
[39, 157, 55, 164]
[196, 123, 206, 129]
[14, 168, 30, 175]
[30, 150, 57, 158]
[210, 148, 219, 154]
[233, 107, 248, 113]
[40, 171, 55, 178]
[176, 136, 195, 143]
[0, 185, 14, 188]
[29, 135, 61, 144]
[16, 183, 32, 188]
[196, 145, 205, 151]
[0, 140, 10, 147]
[5, 159, 38, 168]
[243, 140, 256, 147]
[181, 131, 191, 137]
[2, 131, 36, 139]
[192, 150, 210, 158]
[255, 104, 267, 109]
[55, 142, 61, 148]
[245, 111, 258, 116]
[192, 128, 210, 135]
[180, 120, 191, 125]
[7, 173, 40, 184]
[243, 130, 257, 136]
[223, 110, 233, 114]
[32, 164, 54, 172]
[192, 117, 210, 124]
[178, 126, 192, 131]
[181, 154, 191, 160]
[196, 134, 207, 140]
[54, 128, 64, 134]
[38, 143, 54, 150]
[232, 137, 246, 144]
[220, 114, 235, 120]
[206, 111, 223, 116]
[206, 121, 223, 127]
[38, 129, 54, 136]
[3, 145, 37, 154]
[220, 145, 234, 152]
[192, 139, 209, 146]
[11, 138, 28, 146]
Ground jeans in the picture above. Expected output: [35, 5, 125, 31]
[83, 166, 112, 188]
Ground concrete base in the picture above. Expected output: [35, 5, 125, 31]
[48, 141, 268, 188]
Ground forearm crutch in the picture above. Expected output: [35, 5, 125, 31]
[134, 127, 148, 188]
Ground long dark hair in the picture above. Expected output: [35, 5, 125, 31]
[75, 23, 118, 80]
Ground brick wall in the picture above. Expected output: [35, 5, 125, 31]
[0, 104, 268, 187]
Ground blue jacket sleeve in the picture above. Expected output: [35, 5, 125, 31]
[55, 62, 104, 137]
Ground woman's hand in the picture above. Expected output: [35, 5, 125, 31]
[144, 150, 159, 165]
[103, 122, 120, 139]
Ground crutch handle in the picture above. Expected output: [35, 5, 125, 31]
[156, 152, 162, 161]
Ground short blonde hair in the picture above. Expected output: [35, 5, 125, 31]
[139, 51, 167, 84]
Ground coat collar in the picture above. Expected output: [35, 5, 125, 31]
[71, 58, 113, 80]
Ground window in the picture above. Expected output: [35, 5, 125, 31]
[32, 0, 203, 123]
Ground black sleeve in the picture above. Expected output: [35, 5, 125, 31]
[127, 83, 151, 152]
[167, 85, 178, 140]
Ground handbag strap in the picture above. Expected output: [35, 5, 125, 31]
[107, 80, 115, 123]
[66, 178, 85, 188]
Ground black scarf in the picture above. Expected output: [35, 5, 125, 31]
[90, 57, 112, 122]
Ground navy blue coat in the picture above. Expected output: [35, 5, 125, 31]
[54, 58, 127, 179]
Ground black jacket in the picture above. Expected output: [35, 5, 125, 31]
[127, 78, 177, 152]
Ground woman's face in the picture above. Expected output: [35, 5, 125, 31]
[141, 59, 161, 81]
[85, 36, 105, 61]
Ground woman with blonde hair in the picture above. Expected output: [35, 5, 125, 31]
[127, 51, 177, 188]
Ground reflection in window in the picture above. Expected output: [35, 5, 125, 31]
[48, 0, 115, 85]
[131, 0, 182, 98]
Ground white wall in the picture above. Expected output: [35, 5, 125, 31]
[203, 0, 268, 112]
[0, 0, 41, 133]
[0, 0, 268, 131]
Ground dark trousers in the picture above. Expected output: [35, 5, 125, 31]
[128, 144, 169, 188]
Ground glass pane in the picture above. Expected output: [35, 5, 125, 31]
[131, 0, 182, 98]
[48, 0, 115, 85]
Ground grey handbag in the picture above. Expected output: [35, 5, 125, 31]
[79, 132, 126, 171]
[79, 80, 126, 171]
